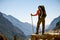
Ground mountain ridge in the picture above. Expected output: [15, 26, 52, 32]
[0, 12, 26, 40]
[47, 16, 60, 31]
[1, 12, 36, 35]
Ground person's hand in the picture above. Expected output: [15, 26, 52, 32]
[31, 13, 33, 16]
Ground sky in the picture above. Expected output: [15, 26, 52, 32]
[0, 0, 60, 26]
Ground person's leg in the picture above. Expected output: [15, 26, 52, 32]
[42, 18, 45, 35]
[36, 19, 41, 34]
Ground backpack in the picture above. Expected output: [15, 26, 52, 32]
[40, 6, 47, 18]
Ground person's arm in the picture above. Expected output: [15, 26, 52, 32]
[31, 10, 40, 16]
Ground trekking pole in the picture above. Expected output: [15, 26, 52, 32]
[31, 15, 34, 33]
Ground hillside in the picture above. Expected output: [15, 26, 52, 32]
[53, 21, 60, 30]
[0, 12, 26, 40]
[52, 21, 60, 33]
[46, 16, 60, 31]
[3, 13, 35, 35]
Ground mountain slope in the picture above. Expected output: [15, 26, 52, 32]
[53, 21, 60, 30]
[0, 12, 25, 40]
[47, 21, 60, 33]
[3, 13, 35, 35]
[47, 16, 60, 31]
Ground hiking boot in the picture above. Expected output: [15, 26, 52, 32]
[35, 32, 38, 34]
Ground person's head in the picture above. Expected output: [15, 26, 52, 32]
[38, 5, 44, 9]
[38, 5, 45, 11]
[38, 5, 41, 10]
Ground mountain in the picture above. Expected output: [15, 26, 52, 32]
[46, 16, 60, 32]
[53, 21, 60, 30]
[47, 21, 60, 33]
[0, 12, 26, 40]
[2, 12, 35, 35]
[47, 16, 60, 31]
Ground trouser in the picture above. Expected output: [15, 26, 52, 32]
[36, 17, 45, 34]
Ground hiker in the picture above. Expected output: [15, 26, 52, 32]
[31, 5, 46, 34]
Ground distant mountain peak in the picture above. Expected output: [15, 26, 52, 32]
[58, 16, 60, 18]
[0, 12, 26, 40]
[53, 21, 60, 30]
[0, 12, 35, 35]
[47, 16, 60, 31]
[0, 12, 3, 16]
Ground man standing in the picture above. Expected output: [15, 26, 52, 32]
[31, 5, 46, 34]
